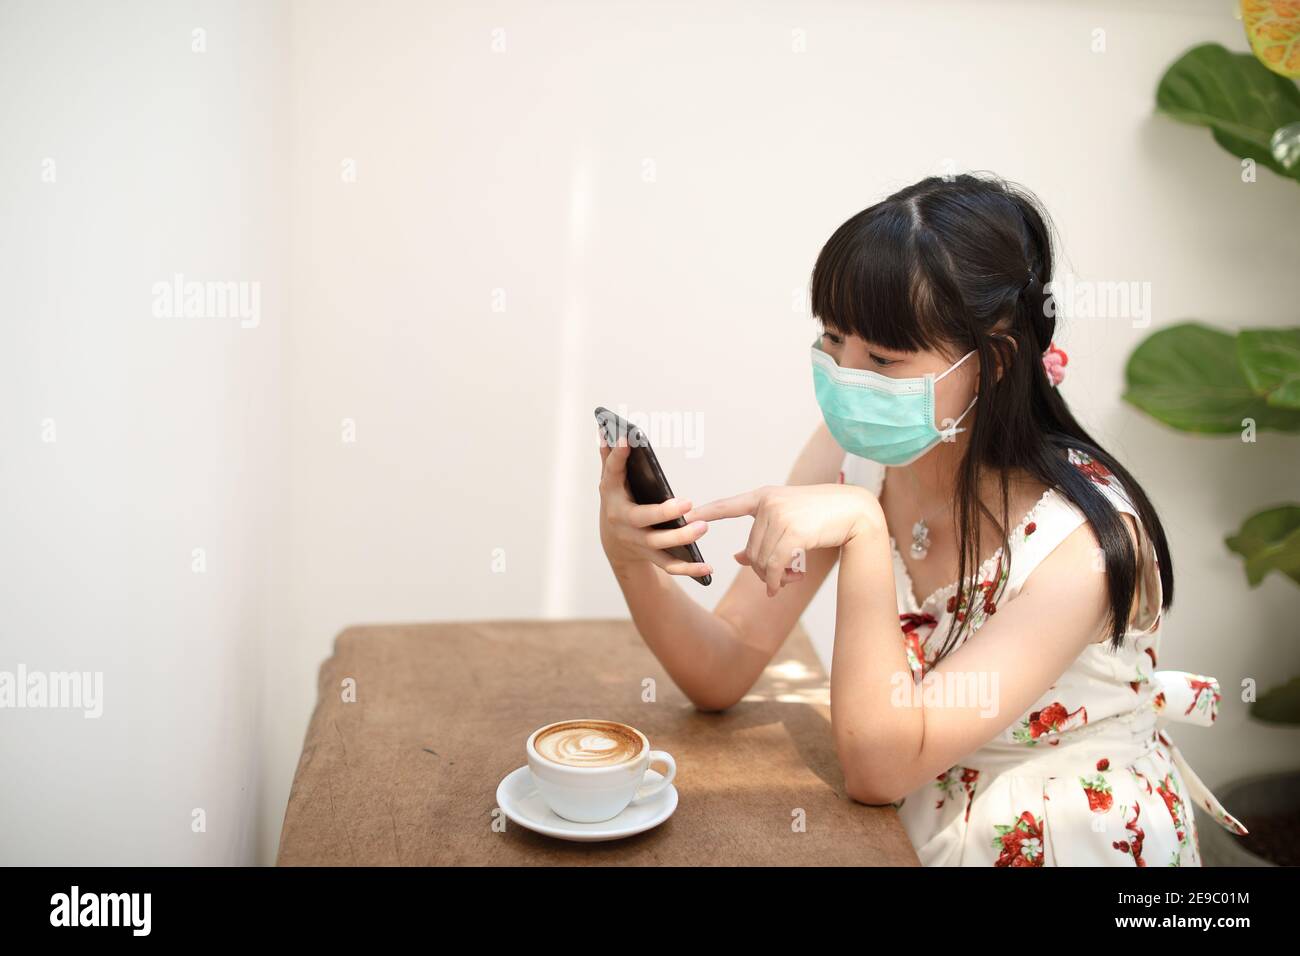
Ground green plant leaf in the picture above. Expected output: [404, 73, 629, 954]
[1251, 675, 1300, 725]
[1238, 327, 1300, 409]
[1156, 43, 1300, 184]
[1224, 504, 1300, 587]
[1123, 322, 1300, 433]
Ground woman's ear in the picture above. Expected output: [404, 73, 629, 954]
[1005, 334, 1020, 363]
[990, 333, 1018, 385]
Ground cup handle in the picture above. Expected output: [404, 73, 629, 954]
[630, 751, 676, 804]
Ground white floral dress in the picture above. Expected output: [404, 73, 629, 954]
[839, 449, 1248, 866]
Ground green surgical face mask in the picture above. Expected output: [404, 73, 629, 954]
[811, 337, 977, 466]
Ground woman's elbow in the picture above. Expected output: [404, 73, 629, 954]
[845, 776, 906, 806]
[836, 724, 923, 806]
[841, 749, 914, 805]
[688, 690, 742, 713]
[684, 668, 751, 712]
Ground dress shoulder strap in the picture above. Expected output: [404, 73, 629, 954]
[1062, 449, 1164, 633]
[1004, 488, 1089, 593]
[1010, 450, 1163, 633]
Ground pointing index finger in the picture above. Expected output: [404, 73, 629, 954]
[684, 490, 762, 523]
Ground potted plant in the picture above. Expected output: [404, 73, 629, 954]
[1125, 7, 1300, 865]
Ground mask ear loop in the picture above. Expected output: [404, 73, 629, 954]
[941, 395, 979, 437]
[933, 349, 976, 382]
[934, 350, 979, 439]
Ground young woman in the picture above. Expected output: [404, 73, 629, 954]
[596, 173, 1246, 866]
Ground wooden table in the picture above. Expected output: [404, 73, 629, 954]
[276, 618, 919, 866]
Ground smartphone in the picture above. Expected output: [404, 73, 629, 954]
[595, 406, 711, 586]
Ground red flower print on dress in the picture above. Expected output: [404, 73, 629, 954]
[1112, 802, 1147, 867]
[1127, 638, 1157, 694]
[1129, 663, 1153, 694]
[1132, 767, 1154, 796]
[900, 612, 938, 679]
[1067, 448, 1113, 486]
[946, 555, 1008, 628]
[934, 766, 980, 820]
[1154, 733, 1242, 837]
[900, 612, 937, 635]
[1012, 702, 1088, 745]
[1156, 773, 1189, 848]
[1024, 521, 1037, 540]
[1080, 773, 1114, 813]
[932, 770, 948, 810]
[1097, 758, 1110, 772]
[1185, 675, 1220, 724]
[960, 768, 979, 821]
[993, 811, 1045, 867]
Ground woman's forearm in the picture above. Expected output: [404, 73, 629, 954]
[830, 527, 925, 802]
[609, 558, 751, 711]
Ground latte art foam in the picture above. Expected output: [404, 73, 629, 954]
[534, 720, 644, 767]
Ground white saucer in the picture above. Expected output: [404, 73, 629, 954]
[495, 765, 678, 842]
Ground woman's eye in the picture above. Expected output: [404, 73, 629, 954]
[821, 331, 844, 346]
[869, 353, 897, 367]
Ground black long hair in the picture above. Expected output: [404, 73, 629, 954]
[810, 172, 1173, 662]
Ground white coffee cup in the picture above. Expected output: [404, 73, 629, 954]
[526, 718, 677, 823]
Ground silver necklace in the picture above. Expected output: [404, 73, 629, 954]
[904, 467, 946, 560]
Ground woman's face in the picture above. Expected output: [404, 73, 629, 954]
[817, 327, 980, 434]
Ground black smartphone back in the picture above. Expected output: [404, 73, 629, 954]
[595, 406, 711, 586]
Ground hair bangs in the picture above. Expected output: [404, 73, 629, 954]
[809, 206, 945, 354]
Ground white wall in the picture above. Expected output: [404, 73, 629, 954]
[2, 0, 1295, 867]
[0, 0, 284, 864]
[270, 0, 1299, 862]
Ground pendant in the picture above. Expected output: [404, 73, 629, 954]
[910, 519, 930, 560]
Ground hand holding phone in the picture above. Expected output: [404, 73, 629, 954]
[595, 407, 712, 586]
